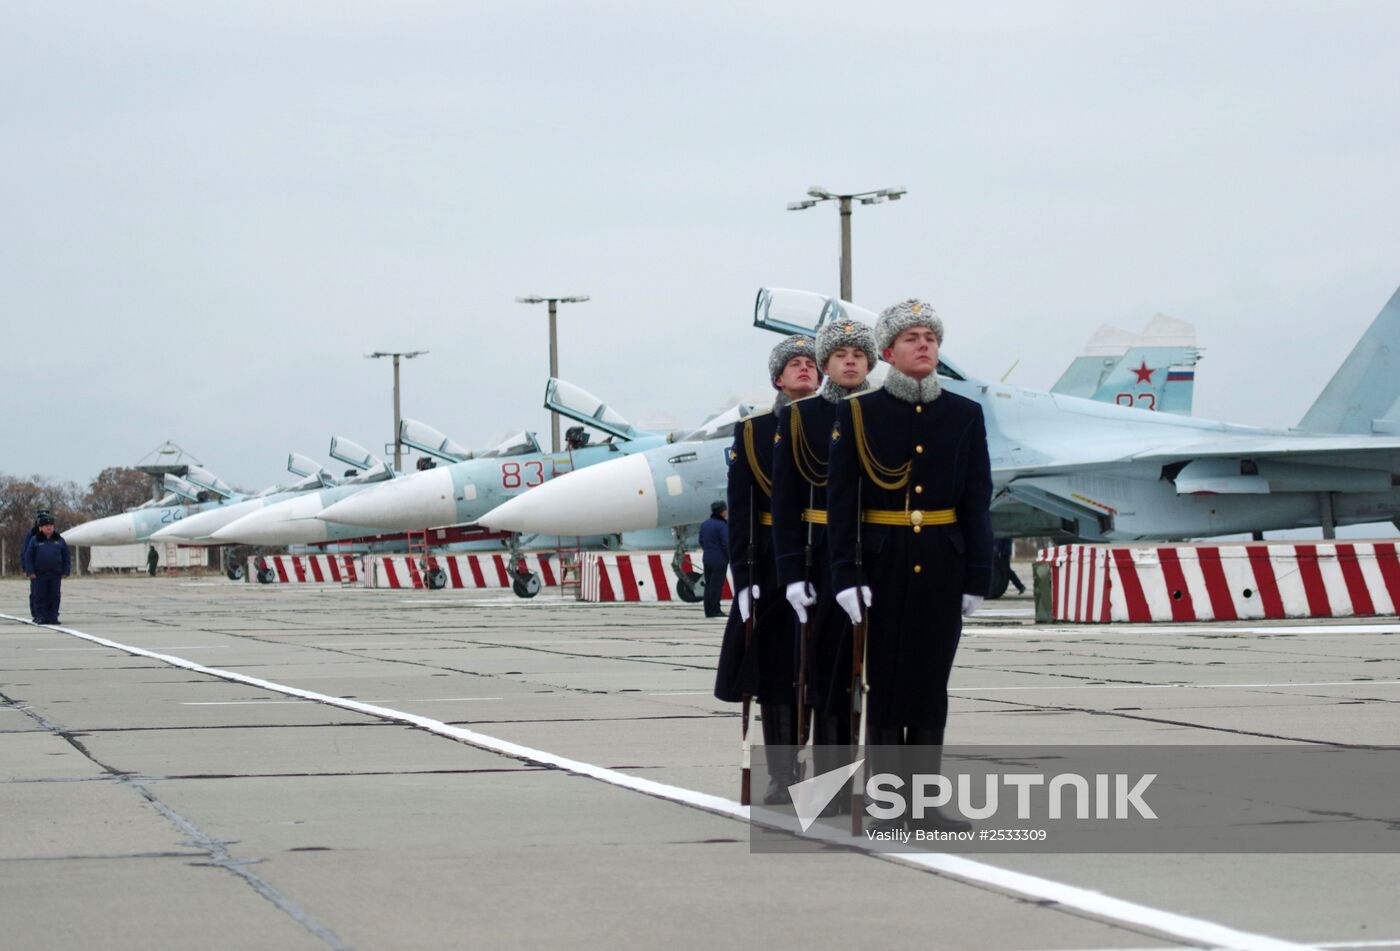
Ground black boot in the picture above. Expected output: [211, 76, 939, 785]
[813, 716, 852, 815]
[906, 736, 971, 834]
[860, 726, 908, 834]
[760, 703, 797, 805]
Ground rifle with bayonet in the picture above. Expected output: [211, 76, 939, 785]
[849, 481, 868, 835]
[795, 484, 814, 781]
[739, 491, 757, 806]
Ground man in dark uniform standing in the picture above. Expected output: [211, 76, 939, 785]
[771, 318, 877, 787]
[827, 299, 993, 830]
[22, 512, 71, 625]
[21, 510, 50, 622]
[714, 334, 818, 803]
[698, 501, 729, 618]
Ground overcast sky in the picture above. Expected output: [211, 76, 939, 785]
[5, 1, 1399, 490]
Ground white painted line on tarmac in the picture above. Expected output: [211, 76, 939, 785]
[1, 613, 1319, 951]
[37, 645, 224, 652]
[182, 697, 504, 706]
[1014, 946, 1400, 951]
[1249, 625, 1400, 634]
[951, 680, 1400, 693]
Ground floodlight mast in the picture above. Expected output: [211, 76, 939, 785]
[515, 295, 591, 452]
[786, 185, 907, 302]
[365, 350, 428, 471]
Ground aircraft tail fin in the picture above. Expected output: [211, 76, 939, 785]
[1089, 345, 1200, 414]
[1297, 285, 1400, 433]
[1052, 314, 1201, 415]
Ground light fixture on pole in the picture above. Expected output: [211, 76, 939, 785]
[786, 185, 907, 302]
[516, 294, 590, 452]
[365, 350, 428, 471]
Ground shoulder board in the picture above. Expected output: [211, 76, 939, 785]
[740, 409, 773, 422]
[844, 388, 879, 401]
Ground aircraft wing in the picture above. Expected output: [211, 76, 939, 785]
[1128, 433, 1400, 463]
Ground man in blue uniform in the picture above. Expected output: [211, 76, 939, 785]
[771, 318, 877, 792]
[714, 334, 818, 803]
[827, 299, 992, 831]
[698, 501, 730, 618]
[20, 510, 51, 622]
[22, 512, 71, 625]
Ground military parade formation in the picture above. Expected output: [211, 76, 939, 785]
[714, 299, 993, 831]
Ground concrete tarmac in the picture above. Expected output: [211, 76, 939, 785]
[1, 575, 1397, 951]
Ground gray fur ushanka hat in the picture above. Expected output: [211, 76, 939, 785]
[817, 318, 877, 369]
[768, 334, 817, 385]
[875, 299, 944, 352]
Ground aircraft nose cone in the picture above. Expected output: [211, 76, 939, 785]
[148, 523, 186, 542]
[63, 514, 138, 546]
[479, 452, 660, 535]
[318, 468, 457, 530]
[157, 499, 260, 543]
[213, 496, 329, 545]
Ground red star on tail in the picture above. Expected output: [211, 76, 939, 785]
[1131, 360, 1155, 384]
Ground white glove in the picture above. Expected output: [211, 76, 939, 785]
[961, 594, 984, 617]
[737, 585, 760, 622]
[786, 581, 816, 623]
[835, 586, 873, 625]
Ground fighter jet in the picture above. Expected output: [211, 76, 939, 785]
[149, 454, 339, 545]
[208, 437, 398, 546]
[64, 465, 242, 547]
[312, 379, 669, 533]
[479, 285, 1400, 550]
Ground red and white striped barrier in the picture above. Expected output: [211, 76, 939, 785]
[367, 554, 561, 590]
[1037, 542, 1400, 623]
[580, 552, 733, 603]
[250, 554, 364, 585]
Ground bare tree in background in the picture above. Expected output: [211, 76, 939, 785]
[84, 467, 154, 519]
[1, 475, 85, 575]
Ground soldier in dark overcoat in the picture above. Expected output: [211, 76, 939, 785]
[713, 334, 818, 803]
[771, 318, 877, 784]
[827, 300, 993, 827]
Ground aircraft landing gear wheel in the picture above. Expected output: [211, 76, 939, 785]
[256, 568, 276, 585]
[676, 573, 704, 603]
[227, 563, 246, 582]
[512, 571, 542, 599]
[426, 567, 447, 590]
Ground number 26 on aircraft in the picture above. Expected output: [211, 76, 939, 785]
[501, 461, 545, 489]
